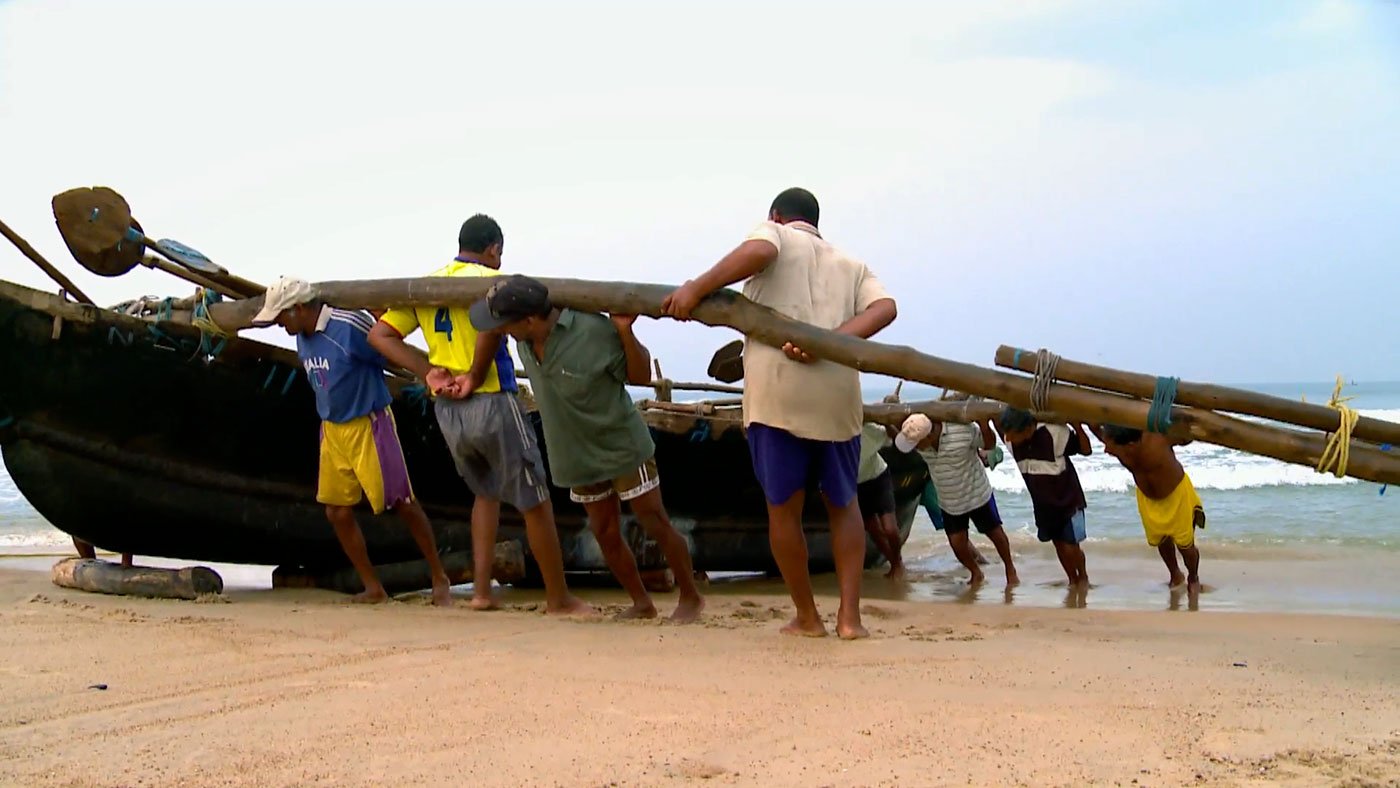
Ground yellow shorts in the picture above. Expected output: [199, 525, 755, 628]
[318, 408, 415, 514]
[1136, 473, 1205, 548]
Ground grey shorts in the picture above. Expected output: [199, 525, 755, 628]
[434, 392, 550, 512]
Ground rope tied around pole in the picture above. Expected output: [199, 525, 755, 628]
[1029, 348, 1060, 414]
[1147, 376, 1179, 434]
[189, 288, 230, 358]
[1316, 376, 1359, 479]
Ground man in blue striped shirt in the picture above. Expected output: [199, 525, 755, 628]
[254, 277, 452, 606]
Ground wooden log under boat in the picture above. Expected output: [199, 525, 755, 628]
[0, 280, 923, 575]
[271, 540, 526, 595]
[51, 557, 223, 599]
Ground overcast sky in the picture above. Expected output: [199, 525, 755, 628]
[2, 0, 1396, 386]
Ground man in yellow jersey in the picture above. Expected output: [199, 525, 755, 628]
[367, 214, 590, 615]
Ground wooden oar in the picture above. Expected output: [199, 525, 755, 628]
[994, 345, 1400, 447]
[51, 187, 263, 297]
[204, 276, 1400, 486]
[0, 218, 96, 305]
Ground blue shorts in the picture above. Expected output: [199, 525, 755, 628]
[747, 423, 860, 507]
[1037, 509, 1087, 545]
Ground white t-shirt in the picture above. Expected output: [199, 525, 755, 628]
[739, 221, 892, 442]
[919, 422, 993, 516]
[857, 423, 890, 484]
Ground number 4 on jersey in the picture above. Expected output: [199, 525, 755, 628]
[434, 308, 453, 341]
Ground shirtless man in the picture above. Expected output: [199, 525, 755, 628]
[1091, 424, 1205, 592]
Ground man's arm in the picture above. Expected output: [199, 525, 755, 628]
[661, 239, 778, 320]
[977, 419, 998, 450]
[454, 330, 501, 396]
[610, 315, 652, 386]
[369, 322, 434, 379]
[834, 297, 897, 340]
[1072, 423, 1093, 455]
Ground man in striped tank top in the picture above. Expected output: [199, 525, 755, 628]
[895, 412, 1020, 586]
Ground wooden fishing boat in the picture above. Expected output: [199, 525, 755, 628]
[0, 279, 925, 577]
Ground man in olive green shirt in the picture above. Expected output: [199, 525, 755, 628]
[469, 275, 705, 622]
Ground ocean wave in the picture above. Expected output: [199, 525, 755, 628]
[0, 530, 71, 548]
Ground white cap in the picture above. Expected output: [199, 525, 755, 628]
[251, 277, 317, 326]
[894, 413, 933, 453]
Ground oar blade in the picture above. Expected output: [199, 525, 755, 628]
[52, 187, 134, 260]
[707, 339, 745, 383]
[152, 238, 226, 275]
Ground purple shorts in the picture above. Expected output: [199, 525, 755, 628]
[746, 423, 861, 507]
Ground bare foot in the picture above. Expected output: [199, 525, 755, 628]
[430, 582, 454, 608]
[1005, 570, 1021, 587]
[1187, 579, 1202, 594]
[615, 602, 659, 620]
[968, 567, 985, 586]
[780, 616, 828, 638]
[670, 595, 705, 624]
[838, 623, 870, 640]
[974, 552, 991, 566]
[351, 588, 389, 604]
[884, 563, 907, 581]
[469, 594, 499, 611]
[545, 595, 596, 617]
[1168, 572, 1186, 589]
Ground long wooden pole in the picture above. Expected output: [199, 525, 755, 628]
[994, 345, 1400, 447]
[0, 219, 96, 305]
[205, 276, 1400, 485]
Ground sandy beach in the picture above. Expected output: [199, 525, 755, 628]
[1, 566, 1396, 787]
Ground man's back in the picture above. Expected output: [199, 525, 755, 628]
[741, 221, 889, 442]
[921, 423, 993, 516]
[378, 260, 515, 393]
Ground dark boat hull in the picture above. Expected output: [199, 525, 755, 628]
[0, 281, 926, 574]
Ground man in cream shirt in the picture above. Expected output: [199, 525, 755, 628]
[663, 187, 897, 639]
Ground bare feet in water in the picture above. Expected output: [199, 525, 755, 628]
[968, 569, 986, 586]
[469, 594, 499, 611]
[1168, 571, 1186, 589]
[670, 594, 705, 624]
[351, 588, 389, 604]
[780, 615, 828, 638]
[615, 602, 659, 620]
[884, 563, 907, 581]
[1005, 570, 1021, 587]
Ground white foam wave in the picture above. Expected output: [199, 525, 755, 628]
[0, 530, 70, 548]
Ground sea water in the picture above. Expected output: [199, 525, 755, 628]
[2, 381, 1397, 616]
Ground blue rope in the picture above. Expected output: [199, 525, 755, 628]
[1147, 376, 1178, 434]
[191, 289, 227, 358]
[262, 367, 278, 391]
[688, 420, 711, 443]
[1012, 348, 1023, 368]
[107, 327, 133, 347]
[280, 368, 298, 396]
[402, 383, 431, 416]
[1382, 444, 1392, 496]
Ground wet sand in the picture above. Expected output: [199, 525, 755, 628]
[1, 565, 1397, 787]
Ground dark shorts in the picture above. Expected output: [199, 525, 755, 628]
[941, 496, 1002, 535]
[1037, 509, 1087, 545]
[747, 423, 860, 508]
[856, 469, 896, 518]
[434, 392, 550, 512]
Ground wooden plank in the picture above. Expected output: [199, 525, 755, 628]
[51, 557, 223, 599]
[995, 345, 1400, 447]
[204, 276, 1400, 485]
